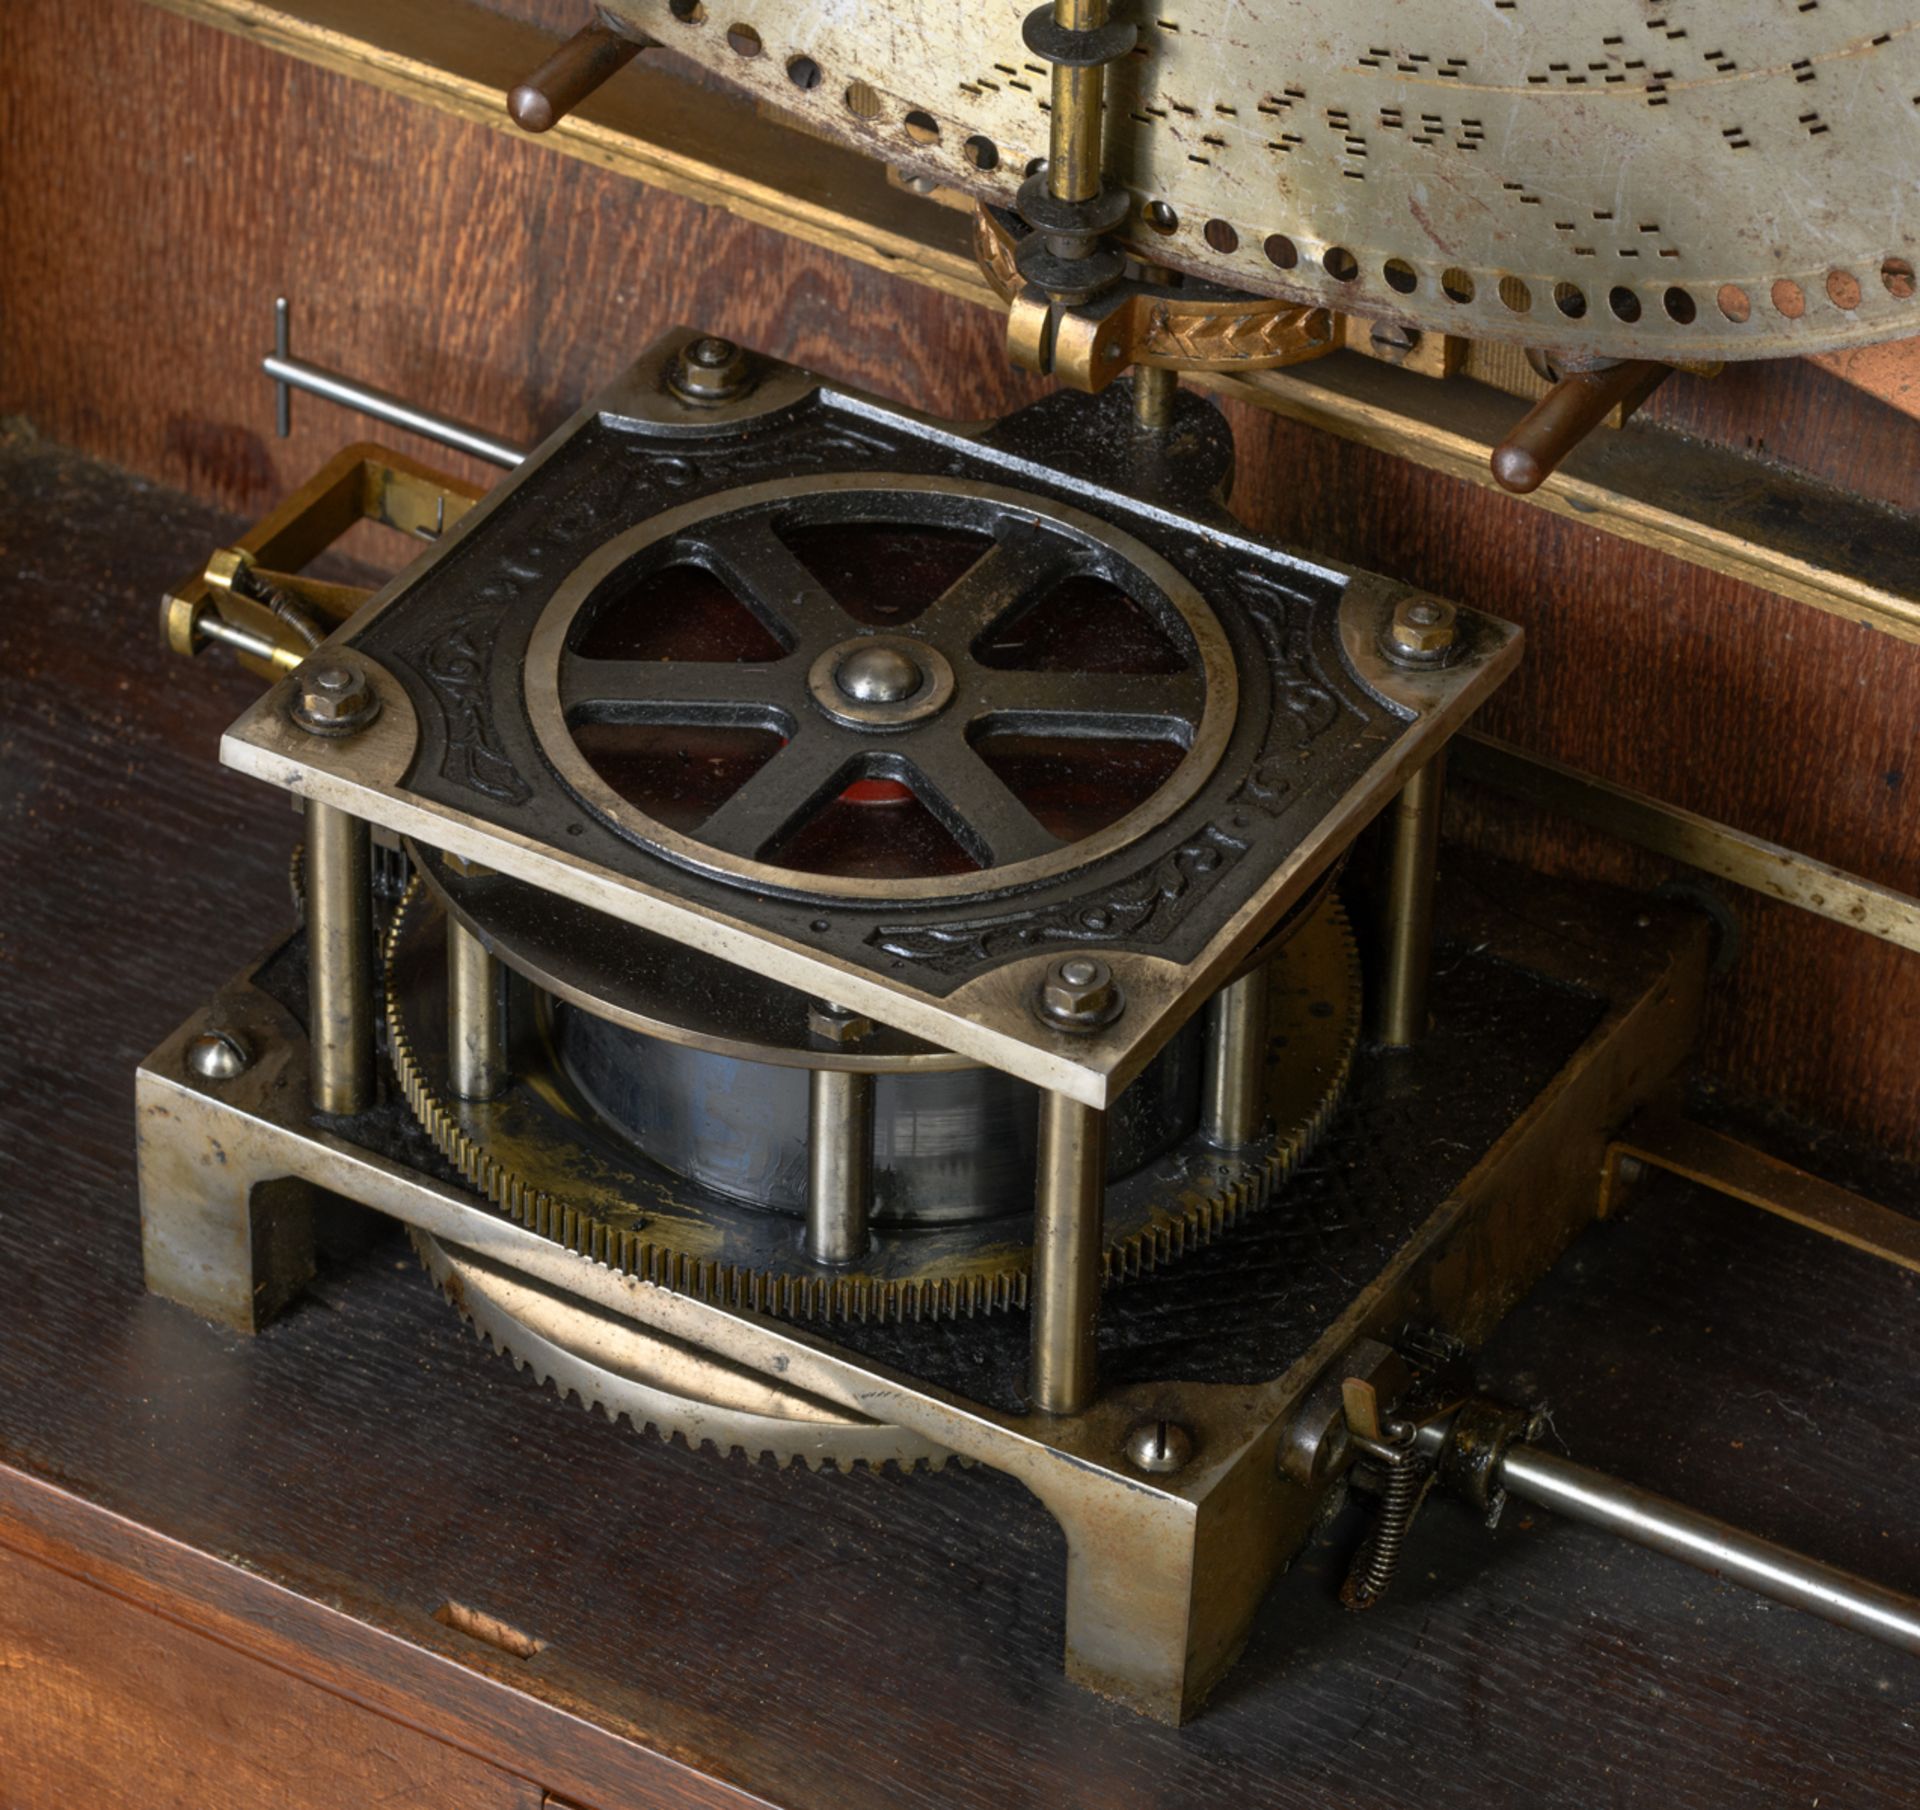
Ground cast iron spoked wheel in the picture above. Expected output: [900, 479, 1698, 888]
[526, 475, 1238, 902]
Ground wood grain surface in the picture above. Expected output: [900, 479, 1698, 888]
[1, 0, 1916, 1163]
[2, 433, 1918, 1809]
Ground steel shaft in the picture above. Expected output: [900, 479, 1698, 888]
[1029, 1092, 1106, 1414]
[305, 799, 372, 1114]
[447, 916, 506, 1101]
[807, 1067, 874, 1264]
[1047, 0, 1108, 205]
[1375, 751, 1446, 1047]
[1498, 1444, 1920, 1656]
[1202, 967, 1269, 1147]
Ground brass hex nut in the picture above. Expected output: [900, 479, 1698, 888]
[1036, 954, 1125, 1032]
[163, 588, 210, 657]
[292, 661, 380, 736]
[669, 336, 756, 405]
[205, 545, 251, 592]
[1386, 595, 1458, 662]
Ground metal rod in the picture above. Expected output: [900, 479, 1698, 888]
[1047, 0, 1108, 205]
[1029, 1091, 1106, 1415]
[262, 351, 528, 468]
[193, 610, 299, 669]
[273, 296, 292, 439]
[508, 21, 644, 133]
[1491, 359, 1668, 495]
[306, 799, 373, 1114]
[1374, 750, 1446, 1047]
[447, 916, 506, 1102]
[1133, 364, 1179, 430]
[807, 1068, 874, 1264]
[1458, 730, 1920, 957]
[1202, 968, 1269, 1147]
[1497, 1444, 1920, 1658]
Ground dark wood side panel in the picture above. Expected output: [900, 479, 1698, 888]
[3, 0, 1916, 1158]
[0, 1542, 544, 1810]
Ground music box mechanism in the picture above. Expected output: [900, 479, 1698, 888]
[138, 0, 1920, 1723]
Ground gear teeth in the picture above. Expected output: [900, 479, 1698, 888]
[387, 881, 1358, 1328]
[407, 1226, 953, 1472]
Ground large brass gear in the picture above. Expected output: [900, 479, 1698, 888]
[385, 879, 1360, 1324]
[408, 1228, 954, 1471]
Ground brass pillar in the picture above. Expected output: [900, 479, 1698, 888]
[807, 1067, 874, 1264]
[1029, 1092, 1106, 1415]
[447, 916, 507, 1101]
[1375, 751, 1447, 1048]
[305, 799, 372, 1113]
[1046, 0, 1110, 207]
[1202, 968, 1270, 1146]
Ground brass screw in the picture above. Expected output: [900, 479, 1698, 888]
[1124, 1420, 1193, 1475]
[292, 662, 380, 735]
[1369, 321, 1422, 366]
[186, 1029, 252, 1081]
[1036, 953, 1124, 1031]
[1386, 596, 1458, 663]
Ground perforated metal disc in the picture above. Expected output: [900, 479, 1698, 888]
[611, 0, 1920, 360]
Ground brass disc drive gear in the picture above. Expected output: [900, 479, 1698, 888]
[385, 881, 1361, 1326]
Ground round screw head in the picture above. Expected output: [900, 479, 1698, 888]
[690, 336, 737, 367]
[1386, 596, 1458, 661]
[1125, 1420, 1193, 1475]
[292, 661, 379, 735]
[835, 643, 921, 705]
[1036, 954, 1124, 1031]
[187, 1030, 252, 1081]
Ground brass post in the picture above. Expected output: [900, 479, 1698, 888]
[305, 799, 372, 1113]
[807, 1067, 874, 1264]
[447, 916, 506, 1101]
[1375, 751, 1447, 1048]
[1030, 1091, 1106, 1414]
[1202, 968, 1270, 1146]
[1133, 364, 1179, 430]
[1047, 0, 1108, 206]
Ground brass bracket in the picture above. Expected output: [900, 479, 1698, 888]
[162, 442, 486, 679]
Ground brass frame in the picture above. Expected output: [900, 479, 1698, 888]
[137, 880, 1709, 1721]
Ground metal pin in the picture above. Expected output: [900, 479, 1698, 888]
[273, 297, 292, 439]
[507, 22, 646, 133]
[447, 916, 506, 1101]
[1202, 966, 1270, 1146]
[306, 799, 373, 1113]
[1375, 751, 1447, 1048]
[807, 1068, 874, 1264]
[1029, 1091, 1107, 1415]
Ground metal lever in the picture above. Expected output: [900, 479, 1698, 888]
[1413, 1401, 1920, 1657]
[1490, 358, 1669, 494]
[507, 20, 650, 134]
[265, 298, 529, 468]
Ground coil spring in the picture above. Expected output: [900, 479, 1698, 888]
[1344, 1443, 1436, 1612]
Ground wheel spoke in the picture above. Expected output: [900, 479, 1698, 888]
[695, 729, 857, 860]
[693, 516, 848, 650]
[913, 524, 1078, 649]
[959, 666, 1205, 740]
[560, 651, 798, 727]
[905, 729, 1065, 868]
